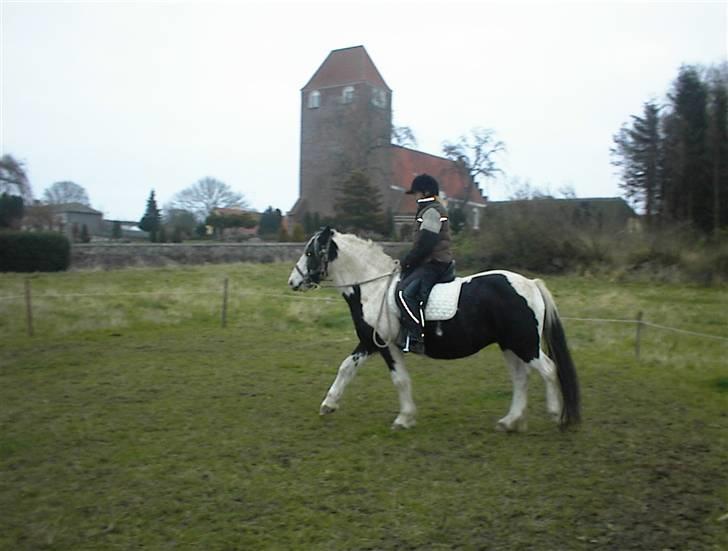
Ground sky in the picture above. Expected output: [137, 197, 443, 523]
[1, 0, 726, 221]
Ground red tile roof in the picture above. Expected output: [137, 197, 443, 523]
[390, 146, 487, 214]
[302, 46, 391, 91]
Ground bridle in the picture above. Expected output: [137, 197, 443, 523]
[294, 234, 333, 288]
[294, 232, 400, 348]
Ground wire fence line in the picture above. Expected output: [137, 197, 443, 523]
[562, 316, 728, 343]
[2, 278, 727, 345]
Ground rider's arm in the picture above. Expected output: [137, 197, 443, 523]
[402, 208, 442, 270]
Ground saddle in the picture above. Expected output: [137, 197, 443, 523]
[424, 278, 465, 321]
[390, 261, 463, 322]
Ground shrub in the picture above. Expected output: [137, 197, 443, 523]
[454, 202, 607, 274]
[0, 231, 71, 272]
[453, 207, 728, 284]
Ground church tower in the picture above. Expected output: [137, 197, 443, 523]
[296, 46, 393, 222]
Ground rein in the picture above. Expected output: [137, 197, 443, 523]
[320, 267, 399, 289]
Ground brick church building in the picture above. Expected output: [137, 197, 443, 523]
[289, 46, 487, 234]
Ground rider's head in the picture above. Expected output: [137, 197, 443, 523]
[406, 174, 440, 198]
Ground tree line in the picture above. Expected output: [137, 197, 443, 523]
[0, 160, 295, 242]
[611, 63, 728, 235]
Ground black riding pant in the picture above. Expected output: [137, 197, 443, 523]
[397, 261, 451, 337]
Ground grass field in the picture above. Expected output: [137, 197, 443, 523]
[1, 263, 727, 549]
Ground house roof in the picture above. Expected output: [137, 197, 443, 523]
[390, 145, 487, 214]
[51, 202, 102, 215]
[302, 46, 391, 92]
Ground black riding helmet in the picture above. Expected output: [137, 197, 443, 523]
[406, 173, 439, 196]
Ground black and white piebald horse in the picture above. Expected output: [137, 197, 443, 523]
[288, 227, 580, 432]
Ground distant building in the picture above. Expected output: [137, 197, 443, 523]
[50, 203, 104, 239]
[290, 46, 486, 233]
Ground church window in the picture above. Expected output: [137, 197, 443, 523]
[372, 88, 387, 108]
[308, 90, 320, 109]
[342, 86, 355, 104]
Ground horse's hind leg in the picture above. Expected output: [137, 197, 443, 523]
[496, 350, 529, 432]
[320, 343, 371, 415]
[529, 351, 563, 423]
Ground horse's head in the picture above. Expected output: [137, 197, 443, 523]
[288, 226, 339, 291]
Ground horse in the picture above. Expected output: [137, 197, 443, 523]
[288, 227, 580, 432]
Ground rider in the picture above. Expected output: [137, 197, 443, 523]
[397, 174, 454, 354]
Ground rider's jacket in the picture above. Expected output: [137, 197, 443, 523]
[404, 197, 452, 268]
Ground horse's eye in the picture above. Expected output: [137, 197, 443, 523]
[306, 252, 311, 257]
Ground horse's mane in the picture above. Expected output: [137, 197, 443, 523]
[332, 231, 396, 269]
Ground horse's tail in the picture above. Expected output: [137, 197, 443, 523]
[534, 279, 581, 428]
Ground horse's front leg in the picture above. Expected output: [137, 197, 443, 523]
[383, 345, 417, 429]
[320, 343, 371, 415]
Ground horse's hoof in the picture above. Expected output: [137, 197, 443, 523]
[391, 417, 416, 430]
[319, 404, 337, 415]
[495, 419, 526, 432]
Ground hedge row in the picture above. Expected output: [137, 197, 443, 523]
[0, 231, 71, 272]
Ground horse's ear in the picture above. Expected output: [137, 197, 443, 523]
[318, 225, 338, 261]
[319, 225, 332, 242]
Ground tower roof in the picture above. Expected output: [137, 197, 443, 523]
[302, 46, 391, 92]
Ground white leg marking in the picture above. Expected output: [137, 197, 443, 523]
[530, 351, 563, 422]
[387, 346, 417, 429]
[320, 350, 369, 414]
[497, 350, 529, 433]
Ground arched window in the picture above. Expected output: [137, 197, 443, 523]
[308, 90, 320, 109]
[342, 86, 355, 104]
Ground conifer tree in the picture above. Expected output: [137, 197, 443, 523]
[611, 101, 662, 222]
[333, 170, 385, 234]
[707, 69, 728, 233]
[665, 65, 710, 231]
[139, 190, 161, 241]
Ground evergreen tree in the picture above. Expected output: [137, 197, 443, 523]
[0, 193, 24, 228]
[612, 63, 727, 233]
[139, 190, 162, 241]
[666, 65, 710, 232]
[258, 206, 283, 237]
[611, 100, 662, 222]
[707, 69, 728, 233]
[333, 170, 385, 234]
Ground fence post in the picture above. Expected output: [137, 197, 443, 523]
[221, 277, 229, 328]
[635, 311, 643, 359]
[24, 279, 34, 337]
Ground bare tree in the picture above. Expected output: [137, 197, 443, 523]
[392, 125, 418, 148]
[169, 177, 249, 220]
[43, 181, 91, 206]
[442, 128, 506, 196]
[0, 154, 32, 201]
[442, 128, 505, 229]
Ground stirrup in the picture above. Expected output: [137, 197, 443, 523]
[403, 335, 412, 353]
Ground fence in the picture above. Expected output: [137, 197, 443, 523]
[5, 278, 727, 356]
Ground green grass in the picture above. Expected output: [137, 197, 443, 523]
[1, 264, 727, 549]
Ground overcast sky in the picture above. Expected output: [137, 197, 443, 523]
[2, 1, 726, 221]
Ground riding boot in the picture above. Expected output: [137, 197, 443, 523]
[397, 299, 425, 354]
